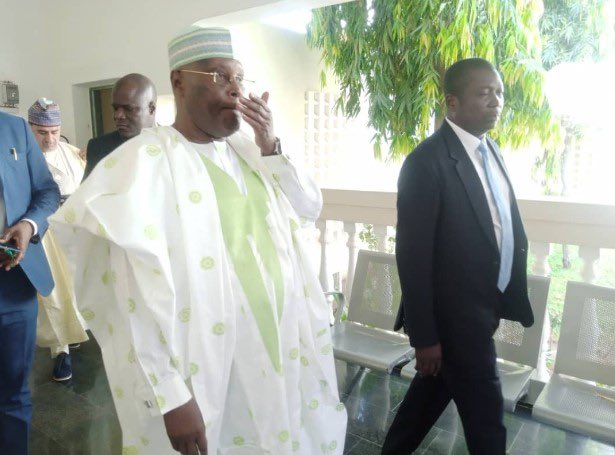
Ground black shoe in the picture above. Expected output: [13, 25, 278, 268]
[53, 353, 73, 382]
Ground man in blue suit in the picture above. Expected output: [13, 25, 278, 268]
[0, 110, 60, 454]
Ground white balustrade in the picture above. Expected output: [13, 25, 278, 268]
[316, 219, 332, 291]
[344, 222, 358, 296]
[530, 242, 552, 277]
[318, 191, 615, 287]
[314, 190, 615, 384]
[373, 224, 388, 253]
[578, 246, 600, 284]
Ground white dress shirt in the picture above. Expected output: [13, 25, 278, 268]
[193, 140, 248, 194]
[191, 138, 322, 222]
[445, 117, 511, 251]
[0, 197, 5, 234]
[0, 198, 38, 236]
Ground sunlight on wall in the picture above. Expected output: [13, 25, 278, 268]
[262, 10, 312, 34]
[156, 94, 176, 126]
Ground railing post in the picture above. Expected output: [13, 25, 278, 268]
[373, 224, 388, 252]
[578, 246, 601, 364]
[530, 242, 551, 277]
[316, 219, 332, 291]
[530, 241, 552, 381]
[579, 246, 600, 284]
[344, 222, 358, 296]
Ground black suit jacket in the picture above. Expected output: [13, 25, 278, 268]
[82, 130, 127, 181]
[394, 121, 533, 349]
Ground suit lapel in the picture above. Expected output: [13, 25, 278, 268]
[441, 122, 499, 253]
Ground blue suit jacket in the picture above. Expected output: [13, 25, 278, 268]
[0, 111, 60, 296]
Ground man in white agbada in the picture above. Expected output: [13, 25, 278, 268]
[50, 26, 347, 454]
[28, 98, 88, 382]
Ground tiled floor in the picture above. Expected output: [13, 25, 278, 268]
[29, 339, 615, 454]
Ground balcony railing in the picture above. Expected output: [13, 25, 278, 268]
[315, 189, 615, 382]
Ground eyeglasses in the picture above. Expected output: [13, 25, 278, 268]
[179, 70, 254, 89]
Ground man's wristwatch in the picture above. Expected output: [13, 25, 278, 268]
[271, 137, 282, 155]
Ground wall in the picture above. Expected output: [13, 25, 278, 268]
[0, 0, 54, 118]
[0, 0, 348, 147]
[230, 23, 326, 160]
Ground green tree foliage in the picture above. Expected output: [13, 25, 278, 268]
[307, 0, 560, 160]
[541, 0, 608, 71]
[535, 0, 610, 194]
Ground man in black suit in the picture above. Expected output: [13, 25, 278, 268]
[382, 58, 534, 454]
[83, 73, 156, 180]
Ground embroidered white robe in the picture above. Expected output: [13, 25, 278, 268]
[50, 126, 347, 454]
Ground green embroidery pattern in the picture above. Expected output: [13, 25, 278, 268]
[233, 436, 245, 446]
[145, 145, 162, 156]
[289, 218, 299, 232]
[64, 208, 76, 224]
[321, 344, 333, 355]
[189, 191, 202, 203]
[128, 346, 136, 364]
[156, 395, 166, 409]
[178, 307, 191, 323]
[81, 309, 95, 321]
[96, 223, 107, 237]
[278, 431, 290, 443]
[200, 256, 214, 270]
[101, 270, 116, 285]
[200, 154, 285, 373]
[189, 362, 199, 375]
[143, 225, 158, 240]
[104, 157, 118, 169]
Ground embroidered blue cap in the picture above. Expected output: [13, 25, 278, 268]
[28, 98, 61, 126]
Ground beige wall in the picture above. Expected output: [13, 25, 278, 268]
[0, 0, 54, 118]
[230, 23, 327, 159]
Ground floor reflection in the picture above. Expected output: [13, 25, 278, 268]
[28, 339, 615, 454]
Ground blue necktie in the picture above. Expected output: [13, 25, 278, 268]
[478, 141, 513, 292]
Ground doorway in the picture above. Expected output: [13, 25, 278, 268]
[89, 85, 115, 138]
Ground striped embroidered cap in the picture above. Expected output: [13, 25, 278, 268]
[28, 98, 61, 126]
[168, 26, 234, 70]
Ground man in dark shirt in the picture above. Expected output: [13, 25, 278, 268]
[82, 73, 156, 180]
